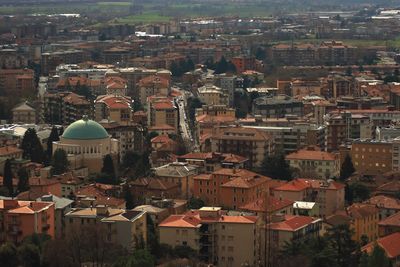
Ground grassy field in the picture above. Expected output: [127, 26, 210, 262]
[0, 2, 132, 15]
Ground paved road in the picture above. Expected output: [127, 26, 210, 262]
[175, 89, 199, 152]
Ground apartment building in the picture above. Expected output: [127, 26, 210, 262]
[153, 162, 199, 198]
[176, 152, 248, 173]
[65, 206, 147, 250]
[193, 168, 270, 209]
[12, 102, 37, 124]
[95, 95, 134, 126]
[0, 199, 55, 244]
[138, 75, 170, 104]
[0, 69, 35, 98]
[324, 112, 373, 152]
[55, 76, 103, 95]
[252, 94, 304, 118]
[147, 96, 178, 133]
[263, 214, 322, 266]
[272, 178, 345, 217]
[209, 126, 274, 168]
[197, 84, 229, 106]
[242, 123, 326, 154]
[286, 146, 339, 179]
[41, 50, 87, 75]
[105, 76, 128, 96]
[362, 233, 400, 267]
[351, 139, 393, 176]
[42, 92, 92, 125]
[159, 207, 260, 267]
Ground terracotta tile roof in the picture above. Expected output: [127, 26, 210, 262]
[63, 92, 90, 105]
[273, 179, 310, 192]
[286, 147, 336, 161]
[96, 95, 132, 109]
[193, 174, 212, 180]
[297, 179, 345, 190]
[129, 177, 178, 190]
[151, 135, 175, 144]
[378, 212, 400, 227]
[269, 215, 320, 231]
[325, 213, 352, 226]
[105, 76, 127, 90]
[196, 114, 236, 123]
[149, 124, 175, 131]
[159, 214, 201, 228]
[76, 185, 125, 207]
[139, 75, 169, 88]
[347, 203, 379, 219]
[221, 175, 269, 189]
[152, 101, 175, 110]
[221, 153, 248, 164]
[362, 232, 400, 259]
[376, 181, 400, 194]
[364, 195, 400, 210]
[240, 196, 294, 213]
[0, 200, 53, 214]
[213, 126, 272, 142]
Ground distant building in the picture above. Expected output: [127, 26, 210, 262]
[147, 96, 178, 133]
[159, 207, 260, 267]
[0, 199, 55, 244]
[12, 102, 37, 124]
[286, 146, 339, 179]
[198, 84, 229, 106]
[252, 94, 304, 118]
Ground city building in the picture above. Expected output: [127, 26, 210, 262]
[95, 95, 134, 126]
[272, 178, 345, 217]
[159, 207, 260, 267]
[209, 126, 274, 168]
[53, 116, 119, 174]
[65, 206, 147, 250]
[0, 199, 55, 244]
[197, 84, 229, 106]
[12, 102, 37, 124]
[286, 146, 339, 179]
[138, 75, 170, 104]
[153, 162, 199, 198]
[350, 139, 393, 176]
[364, 195, 400, 220]
[147, 96, 178, 133]
[361, 232, 400, 266]
[252, 95, 304, 118]
[192, 168, 271, 209]
[378, 212, 400, 237]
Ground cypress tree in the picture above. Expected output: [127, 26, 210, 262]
[3, 159, 13, 197]
[340, 154, 355, 181]
[21, 128, 44, 163]
[47, 126, 60, 159]
[51, 149, 69, 175]
[17, 167, 29, 193]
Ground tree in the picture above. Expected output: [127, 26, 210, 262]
[188, 197, 205, 209]
[358, 252, 369, 267]
[326, 224, 358, 267]
[21, 128, 44, 163]
[261, 153, 292, 180]
[17, 167, 29, 193]
[255, 47, 266, 60]
[51, 149, 69, 175]
[214, 56, 229, 74]
[170, 61, 182, 77]
[114, 249, 155, 267]
[0, 242, 18, 267]
[187, 97, 203, 122]
[346, 182, 371, 204]
[368, 244, 391, 267]
[340, 154, 355, 181]
[3, 159, 13, 196]
[124, 187, 135, 209]
[101, 154, 117, 184]
[17, 243, 41, 267]
[47, 126, 60, 159]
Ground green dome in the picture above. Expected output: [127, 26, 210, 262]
[62, 117, 109, 140]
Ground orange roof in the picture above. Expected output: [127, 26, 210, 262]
[0, 200, 53, 214]
[63, 92, 90, 105]
[196, 114, 236, 123]
[362, 232, 400, 259]
[286, 147, 336, 161]
[159, 214, 201, 228]
[378, 212, 400, 227]
[96, 95, 132, 109]
[152, 101, 174, 110]
[151, 135, 175, 144]
[269, 215, 319, 231]
[346, 203, 378, 219]
[273, 179, 310, 192]
[76, 184, 125, 207]
[105, 76, 127, 90]
[139, 75, 169, 88]
[221, 176, 269, 189]
[364, 195, 400, 210]
[240, 196, 294, 213]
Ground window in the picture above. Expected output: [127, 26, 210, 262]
[228, 246, 234, 252]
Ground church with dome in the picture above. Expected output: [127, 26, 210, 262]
[53, 116, 119, 174]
